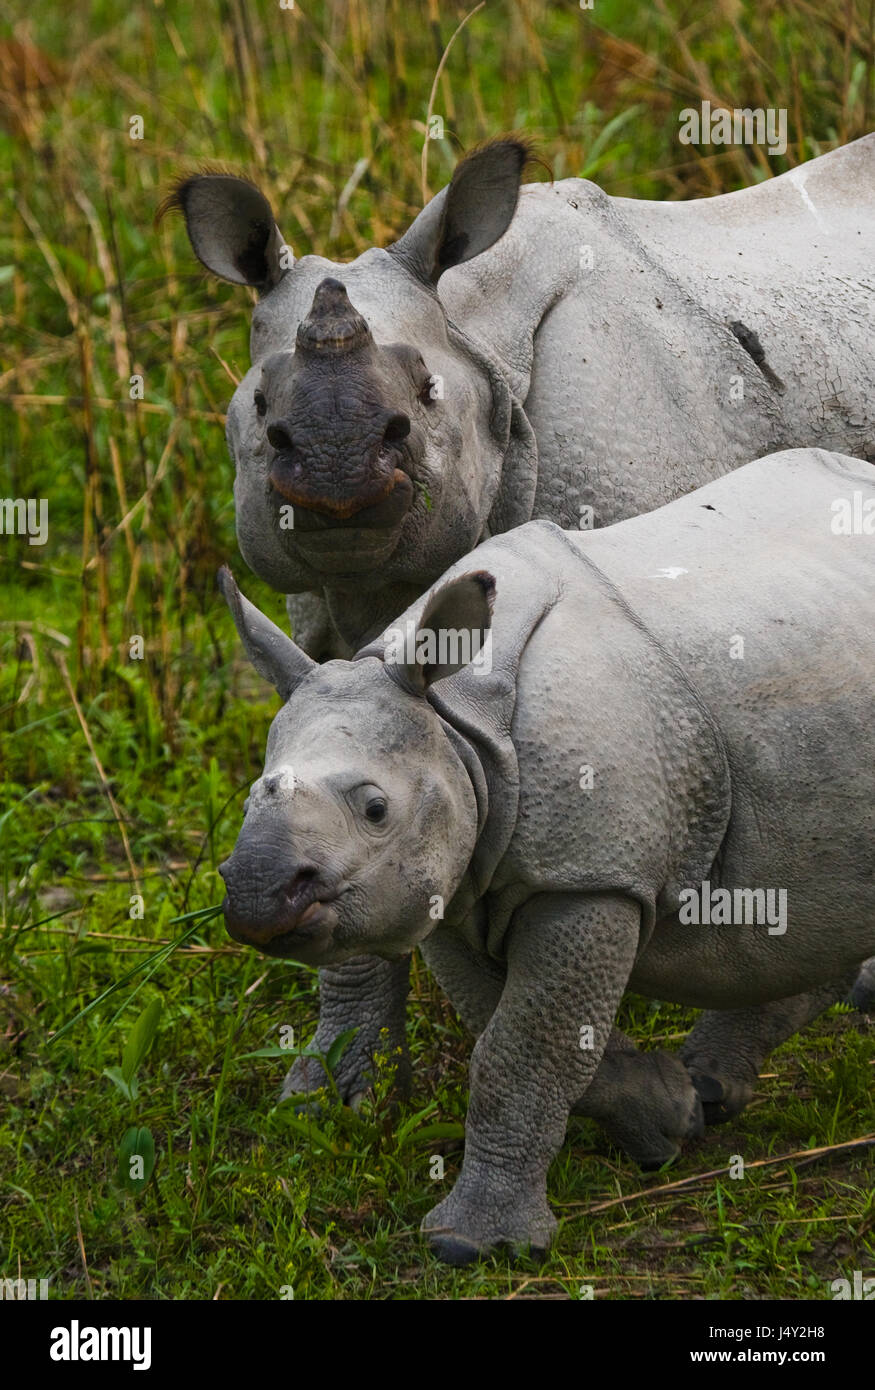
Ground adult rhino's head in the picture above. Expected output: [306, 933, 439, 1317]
[217, 566, 492, 964]
[162, 142, 530, 593]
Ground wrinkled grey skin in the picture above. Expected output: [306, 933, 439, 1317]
[171, 134, 875, 1108]
[219, 447, 875, 1264]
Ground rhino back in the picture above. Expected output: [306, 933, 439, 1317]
[615, 136, 875, 460]
[442, 142, 874, 532]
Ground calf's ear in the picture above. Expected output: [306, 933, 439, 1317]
[218, 567, 315, 699]
[159, 174, 290, 290]
[385, 571, 496, 694]
[390, 138, 530, 286]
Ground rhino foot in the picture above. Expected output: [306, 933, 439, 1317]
[422, 1185, 557, 1266]
[684, 1059, 756, 1125]
[682, 986, 854, 1126]
[576, 1045, 704, 1168]
[281, 1031, 411, 1112]
[848, 957, 875, 1012]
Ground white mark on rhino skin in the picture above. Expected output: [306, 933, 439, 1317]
[787, 167, 828, 233]
[250, 765, 297, 800]
[651, 566, 688, 580]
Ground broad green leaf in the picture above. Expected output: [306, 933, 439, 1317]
[394, 1102, 438, 1146]
[117, 1125, 155, 1193]
[103, 1065, 138, 1103]
[271, 1107, 338, 1154]
[236, 1045, 324, 1060]
[325, 1027, 359, 1073]
[121, 998, 162, 1084]
[400, 1122, 466, 1146]
[579, 104, 645, 179]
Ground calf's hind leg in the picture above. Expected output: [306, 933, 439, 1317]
[682, 972, 858, 1124]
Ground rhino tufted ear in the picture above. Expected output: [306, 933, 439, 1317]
[389, 138, 531, 286]
[384, 571, 496, 694]
[218, 567, 315, 699]
[159, 173, 290, 290]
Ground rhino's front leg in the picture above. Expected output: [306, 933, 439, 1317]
[422, 892, 639, 1265]
[282, 955, 411, 1107]
[284, 593, 350, 662]
[423, 931, 702, 1169]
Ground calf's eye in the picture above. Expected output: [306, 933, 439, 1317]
[349, 783, 389, 824]
[365, 797, 387, 824]
[254, 388, 267, 417]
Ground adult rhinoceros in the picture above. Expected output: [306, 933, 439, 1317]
[166, 133, 874, 656]
[166, 133, 875, 1105]
[217, 447, 875, 1263]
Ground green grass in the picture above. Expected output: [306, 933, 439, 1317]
[1, 0, 873, 1300]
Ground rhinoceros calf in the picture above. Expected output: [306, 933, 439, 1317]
[218, 447, 875, 1263]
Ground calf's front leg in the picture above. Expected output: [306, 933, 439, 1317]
[422, 892, 639, 1265]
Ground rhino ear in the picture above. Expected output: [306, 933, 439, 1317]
[159, 174, 290, 290]
[386, 571, 496, 694]
[390, 138, 530, 286]
[218, 567, 315, 698]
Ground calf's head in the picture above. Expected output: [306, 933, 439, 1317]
[163, 142, 529, 592]
[217, 566, 493, 965]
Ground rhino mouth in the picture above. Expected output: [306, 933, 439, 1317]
[272, 468, 415, 532]
[223, 889, 343, 959]
[268, 461, 414, 536]
[236, 902, 340, 960]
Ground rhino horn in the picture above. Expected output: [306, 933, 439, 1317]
[295, 277, 373, 356]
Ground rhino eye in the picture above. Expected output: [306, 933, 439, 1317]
[254, 388, 267, 417]
[350, 783, 388, 825]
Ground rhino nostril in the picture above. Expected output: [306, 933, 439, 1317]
[268, 421, 294, 452]
[382, 412, 410, 446]
[285, 866, 317, 900]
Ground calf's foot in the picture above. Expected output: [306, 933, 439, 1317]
[574, 1033, 704, 1167]
[422, 1172, 557, 1265]
[682, 977, 855, 1126]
